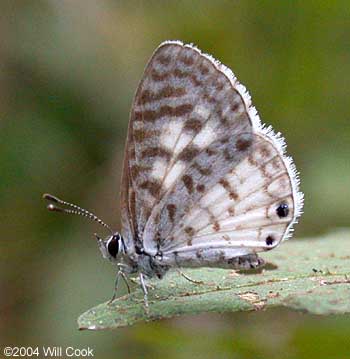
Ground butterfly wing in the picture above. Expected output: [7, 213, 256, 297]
[121, 41, 256, 252]
[139, 42, 303, 264]
[121, 40, 303, 265]
[152, 132, 302, 267]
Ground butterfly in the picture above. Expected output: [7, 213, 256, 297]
[44, 40, 303, 308]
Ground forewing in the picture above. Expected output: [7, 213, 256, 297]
[124, 41, 253, 243]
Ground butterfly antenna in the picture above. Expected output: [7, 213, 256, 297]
[43, 193, 113, 234]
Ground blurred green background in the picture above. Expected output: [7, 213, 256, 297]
[1, 1, 350, 358]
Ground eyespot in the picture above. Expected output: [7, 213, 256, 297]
[276, 202, 289, 218]
[107, 235, 119, 258]
[265, 235, 274, 246]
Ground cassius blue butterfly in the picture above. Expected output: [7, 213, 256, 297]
[44, 40, 303, 308]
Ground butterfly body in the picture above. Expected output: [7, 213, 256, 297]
[98, 231, 264, 283]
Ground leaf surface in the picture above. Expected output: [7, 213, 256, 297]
[78, 230, 350, 330]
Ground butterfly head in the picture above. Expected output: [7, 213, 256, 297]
[96, 232, 125, 262]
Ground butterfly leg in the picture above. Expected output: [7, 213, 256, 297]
[108, 271, 121, 304]
[119, 271, 131, 294]
[139, 273, 149, 310]
[108, 269, 130, 305]
[129, 277, 155, 290]
[176, 269, 204, 284]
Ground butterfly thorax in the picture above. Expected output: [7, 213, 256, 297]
[135, 252, 170, 279]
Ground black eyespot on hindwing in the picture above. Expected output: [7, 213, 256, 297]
[276, 202, 289, 218]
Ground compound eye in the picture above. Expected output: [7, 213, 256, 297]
[107, 235, 119, 258]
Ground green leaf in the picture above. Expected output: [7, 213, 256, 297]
[78, 230, 350, 330]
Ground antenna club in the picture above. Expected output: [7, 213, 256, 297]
[42, 192, 114, 234]
[47, 204, 63, 212]
[43, 193, 59, 202]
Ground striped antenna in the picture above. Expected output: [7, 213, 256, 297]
[43, 193, 113, 234]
